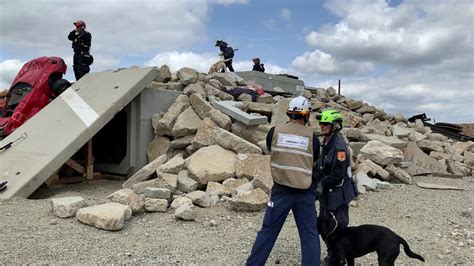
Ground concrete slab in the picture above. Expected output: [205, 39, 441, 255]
[209, 97, 268, 126]
[0, 67, 158, 198]
[236, 71, 305, 95]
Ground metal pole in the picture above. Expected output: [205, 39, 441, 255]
[338, 79, 341, 95]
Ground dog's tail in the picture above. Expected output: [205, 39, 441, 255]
[399, 236, 425, 262]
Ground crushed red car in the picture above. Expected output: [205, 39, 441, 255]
[0, 56, 71, 137]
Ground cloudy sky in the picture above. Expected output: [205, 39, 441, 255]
[0, 0, 473, 123]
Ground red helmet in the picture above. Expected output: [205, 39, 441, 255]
[73, 20, 86, 28]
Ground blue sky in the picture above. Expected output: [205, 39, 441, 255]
[0, 0, 473, 123]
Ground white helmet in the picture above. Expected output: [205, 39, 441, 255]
[287, 96, 311, 113]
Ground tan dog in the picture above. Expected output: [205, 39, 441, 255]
[208, 57, 231, 74]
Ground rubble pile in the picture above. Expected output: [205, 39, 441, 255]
[52, 65, 473, 231]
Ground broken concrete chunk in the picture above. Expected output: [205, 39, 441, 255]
[123, 154, 167, 189]
[76, 202, 132, 231]
[145, 198, 168, 212]
[50, 196, 87, 218]
[108, 188, 144, 214]
[228, 188, 269, 211]
[186, 145, 237, 185]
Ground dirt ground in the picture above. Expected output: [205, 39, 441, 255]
[0, 175, 472, 265]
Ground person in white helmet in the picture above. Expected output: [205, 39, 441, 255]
[246, 96, 321, 266]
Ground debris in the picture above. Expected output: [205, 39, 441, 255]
[416, 182, 464, 191]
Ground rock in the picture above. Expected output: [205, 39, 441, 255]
[171, 107, 202, 137]
[154, 65, 172, 83]
[177, 170, 198, 193]
[108, 189, 145, 214]
[177, 67, 199, 86]
[206, 181, 231, 197]
[271, 98, 291, 126]
[123, 154, 167, 188]
[50, 196, 86, 218]
[160, 153, 185, 174]
[429, 151, 452, 161]
[385, 164, 412, 184]
[235, 154, 271, 180]
[229, 188, 269, 211]
[362, 159, 390, 181]
[251, 173, 273, 195]
[364, 134, 407, 149]
[144, 198, 168, 212]
[154, 94, 190, 136]
[170, 135, 195, 150]
[155, 172, 178, 191]
[174, 204, 196, 221]
[346, 100, 364, 110]
[447, 162, 471, 176]
[355, 104, 377, 114]
[186, 190, 211, 208]
[192, 118, 219, 149]
[170, 196, 194, 210]
[222, 178, 250, 191]
[204, 84, 234, 101]
[464, 151, 474, 166]
[147, 136, 171, 162]
[392, 124, 412, 138]
[257, 93, 273, 103]
[186, 145, 237, 185]
[183, 83, 206, 99]
[231, 122, 271, 145]
[214, 127, 262, 154]
[452, 141, 474, 156]
[231, 182, 253, 197]
[205, 73, 237, 87]
[359, 140, 404, 166]
[417, 140, 445, 153]
[341, 128, 363, 141]
[76, 202, 132, 231]
[349, 142, 367, 157]
[143, 187, 171, 199]
[354, 172, 377, 191]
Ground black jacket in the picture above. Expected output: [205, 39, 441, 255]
[68, 29, 92, 54]
[252, 63, 265, 72]
[218, 42, 234, 59]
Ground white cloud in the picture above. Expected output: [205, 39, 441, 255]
[0, 60, 24, 89]
[0, 0, 210, 73]
[295, 0, 474, 123]
[214, 0, 249, 5]
[308, 0, 473, 67]
[291, 50, 373, 75]
[263, 19, 277, 31]
[281, 8, 292, 21]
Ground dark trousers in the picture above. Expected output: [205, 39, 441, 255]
[73, 53, 90, 81]
[318, 204, 349, 265]
[246, 184, 320, 266]
[223, 58, 234, 72]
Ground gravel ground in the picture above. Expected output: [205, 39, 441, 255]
[0, 175, 472, 265]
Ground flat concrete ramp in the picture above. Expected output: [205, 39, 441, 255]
[0, 67, 158, 198]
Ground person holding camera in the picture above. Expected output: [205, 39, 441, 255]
[68, 20, 92, 80]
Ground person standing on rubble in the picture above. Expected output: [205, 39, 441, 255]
[68, 20, 92, 80]
[252, 57, 265, 72]
[246, 96, 321, 266]
[315, 109, 358, 265]
[215, 39, 235, 72]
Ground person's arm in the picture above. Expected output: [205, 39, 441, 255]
[312, 134, 320, 163]
[81, 32, 92, 51]
[67, 30, 77, 41]
[266, 127, 275, 152]
[261, 64, 265, 72]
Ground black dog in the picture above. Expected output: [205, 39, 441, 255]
[321, 224, 425, 266]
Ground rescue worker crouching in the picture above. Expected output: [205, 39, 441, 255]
[246, 96, 321, 266]
[315, 109, 358, 265]
[215, 39, 235, 72]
